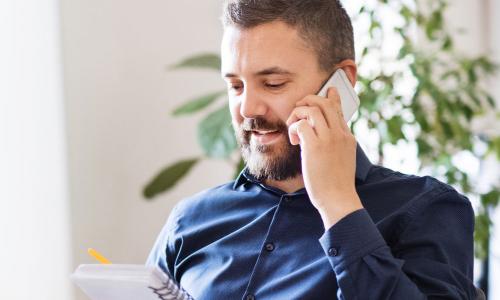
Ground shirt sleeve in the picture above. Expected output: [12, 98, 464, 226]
[145, 204, 180, 279]
[318, 190, 476, 299]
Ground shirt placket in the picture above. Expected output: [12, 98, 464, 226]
[241, 194, 293, 300]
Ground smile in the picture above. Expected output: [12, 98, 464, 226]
[251, 130, 282, 145]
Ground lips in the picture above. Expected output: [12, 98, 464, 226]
[252, 130, 278, 135]
[249, 130, 282, 145]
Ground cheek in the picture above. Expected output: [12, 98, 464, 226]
[269, 101, 296, 124]
[228, 99, 243, 124]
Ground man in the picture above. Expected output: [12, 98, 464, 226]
[147, 1, 477, 299]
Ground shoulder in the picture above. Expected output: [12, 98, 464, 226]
[168, 180, 239, 226]
[368, 165, 470, 203]
[176, 180, 236, 209]
[363, 165, 473, 223]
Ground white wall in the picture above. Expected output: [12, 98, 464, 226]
[0, 0, 71, 299]
[59, 1, 232, 299]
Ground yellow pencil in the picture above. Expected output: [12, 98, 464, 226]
[87, 248, 112, 264]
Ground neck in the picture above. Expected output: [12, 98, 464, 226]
[264, 175, 305, 194]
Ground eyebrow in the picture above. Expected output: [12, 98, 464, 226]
[223, 66, 295, 78]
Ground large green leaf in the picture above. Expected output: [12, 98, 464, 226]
[170, 53, 221, 71]
[172, 91, 226, 116]
[143, 158, 199, 199]
[198, 105, 237, 159]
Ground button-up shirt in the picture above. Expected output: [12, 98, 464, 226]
[147, 144, 476, 299]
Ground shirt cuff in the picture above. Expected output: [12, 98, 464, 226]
[319, 208, 386, 272]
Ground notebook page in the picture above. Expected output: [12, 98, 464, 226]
[71, 264, 193, 300]
[73, 276, 160, 300]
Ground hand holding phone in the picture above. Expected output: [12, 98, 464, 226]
[316, 69, 360, 123]
[286, 67, 362, 228]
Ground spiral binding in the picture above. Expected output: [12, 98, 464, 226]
[148, 278, 194, 300]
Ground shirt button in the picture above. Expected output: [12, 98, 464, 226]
[283, 196, 292, 203]
[245, 294, 256, 300]
[328, 247, 338, 257]
[264, 242, 275, 252]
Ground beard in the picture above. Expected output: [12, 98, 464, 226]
[234, 116, 302, 181]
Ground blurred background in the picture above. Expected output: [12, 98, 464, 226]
[0, 0, 499, 299]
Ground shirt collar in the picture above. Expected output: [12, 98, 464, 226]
[232, 143, 373, 190]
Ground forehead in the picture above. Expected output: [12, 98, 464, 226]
[221, 21, 320, 76]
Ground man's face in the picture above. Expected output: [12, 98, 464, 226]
[221, 21, 328, 181]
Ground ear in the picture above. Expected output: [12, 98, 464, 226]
[336, 59, 357, 87]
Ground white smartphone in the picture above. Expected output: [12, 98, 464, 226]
[316, 69, 360, 122]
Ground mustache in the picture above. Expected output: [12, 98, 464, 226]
[241, 117, 288, 132]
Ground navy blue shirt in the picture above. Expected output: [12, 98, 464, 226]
[147, 144, 476, 299]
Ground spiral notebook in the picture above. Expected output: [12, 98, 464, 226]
[71, 264, 194, 300]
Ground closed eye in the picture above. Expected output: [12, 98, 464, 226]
[227, 83, 243, 91]
[265, 82, 286, 89]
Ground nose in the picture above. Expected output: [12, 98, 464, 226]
[239, 88, 267, 119]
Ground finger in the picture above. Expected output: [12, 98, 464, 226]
[285, 106, 329, 137]
[288, 119, 317, 146]
[326, 87, 350, 131]
[295, 90, 340, 129]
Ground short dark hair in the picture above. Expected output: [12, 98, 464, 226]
[221, 0, 355, 73]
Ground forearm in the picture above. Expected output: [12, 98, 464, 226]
[319, 209, 474, 299]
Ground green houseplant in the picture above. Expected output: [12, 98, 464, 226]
[143, 0, 499, 286]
